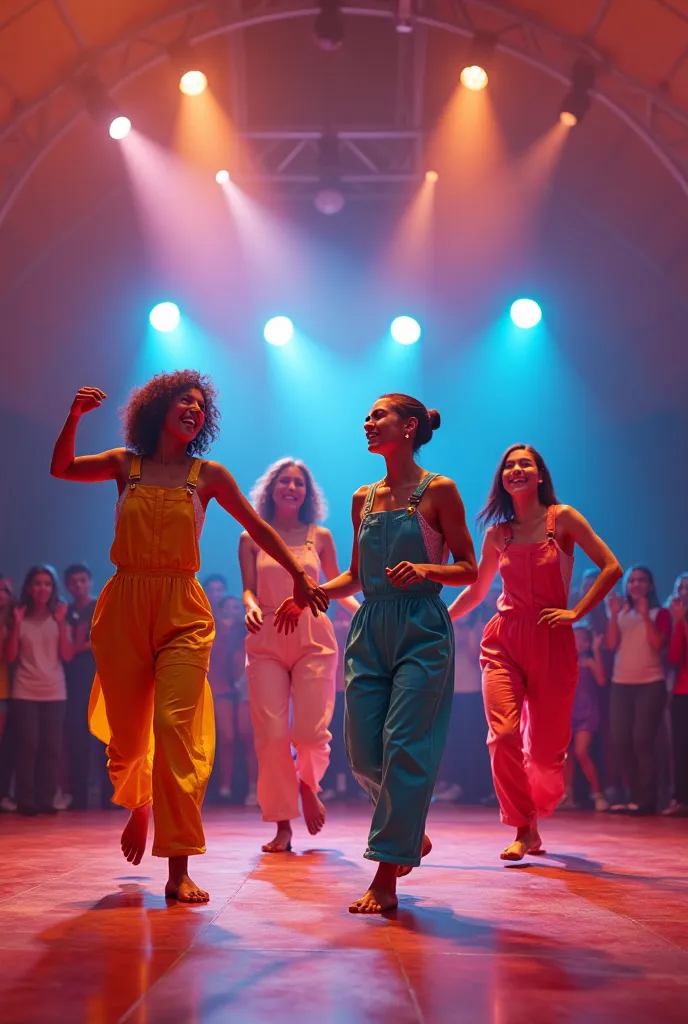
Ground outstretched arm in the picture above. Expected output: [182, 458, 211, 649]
[318, 528, 360, 613]
[203, 462, 328, 615]
[448, 528, 501, 621]
[238, 533, 264, 634]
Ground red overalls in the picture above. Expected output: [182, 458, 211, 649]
[480, 506, 578, 827]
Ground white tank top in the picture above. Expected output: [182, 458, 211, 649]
[612, 607, 666, 685]
[12, 617, 67, 701]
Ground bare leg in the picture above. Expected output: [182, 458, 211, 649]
[500, 822, 543, 862]
[262, 819, 293, 853]
[574, 731, 603, 796]
[349, 861, 399, 914]
[215, 699, 235, 797]
[165, 854, 209, 903]
[397, 834, 432, 878]
[121, 803, 151, 865]
[300, 779, 326, 836]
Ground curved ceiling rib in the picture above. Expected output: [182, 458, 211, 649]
[1, 0, 687, 227]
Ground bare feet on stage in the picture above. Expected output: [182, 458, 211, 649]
[300, 780, 326, 836]
[165, 856, 210, 903]
[397, 834, 432, 878]
[349, 862, 399, 914]
[500, 824, 544, 862]
[121, 803, 151, 865]
[262, 821, 293, 853]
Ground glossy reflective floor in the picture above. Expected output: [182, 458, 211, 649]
[1, 805, 687, 1023]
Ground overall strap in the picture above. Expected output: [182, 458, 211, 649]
[186, 459, 202, 493]
[407, 472, 437, 513]
[545, 505, 557, 542]
[128, 454, 142, 489]
[503, 521, 514, 546]
[361, 482, 378, 518]
[305, 523, 317, 547]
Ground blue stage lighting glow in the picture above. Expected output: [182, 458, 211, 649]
[510, 298, 542, 329]
[149, 302, 181, 333]
[390, 316, 421, 345]
[264, 316, 294, 346]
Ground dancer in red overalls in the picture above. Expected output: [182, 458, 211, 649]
[449, 445, 621, 861]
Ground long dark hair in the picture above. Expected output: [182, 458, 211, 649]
[478, 444, 558, 527]
[20, 565, 61, 615]
[623, 565, 660, 610]
[379, 393, 441, 452]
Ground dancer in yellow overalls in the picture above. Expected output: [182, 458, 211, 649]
[50, 372, 328, 902]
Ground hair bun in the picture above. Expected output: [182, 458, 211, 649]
[427, 409, 441, 431]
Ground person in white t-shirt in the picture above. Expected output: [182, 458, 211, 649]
[4, 565, 74, 816]
[606, 566, 670, 815]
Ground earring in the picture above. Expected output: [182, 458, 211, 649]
[405, 433, 409, 439]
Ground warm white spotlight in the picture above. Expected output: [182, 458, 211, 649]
[215, 169, 230, 184]
[109, 116, 131, 140]
[460, 65, 488, 91]
[425, 170, 439, 183]
[314, 187, 345, 215]
[179, 70, 208, 96]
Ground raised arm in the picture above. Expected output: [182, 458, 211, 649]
[448, 528, 501, 621]
[317, 528, 360, 614]
[203, 462, 327, 615]
[50, 387, 128, 487]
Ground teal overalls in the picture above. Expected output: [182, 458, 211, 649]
[344, 473, 455, 866]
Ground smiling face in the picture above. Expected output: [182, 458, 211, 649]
[626, 568, 651, 604]
[271, 464, 307, 516]
[163, 388, 206, 447]
[28, 571, 54, 610]
[364, 399, 414, 456]
[501, 448, 540, 500]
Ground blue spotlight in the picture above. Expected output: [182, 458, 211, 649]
[510, 298, 542, 329]
[390, 316, 421, 345]
[149, 302, 180, 333]
[264, 316, 294, 346]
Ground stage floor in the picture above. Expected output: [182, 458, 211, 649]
[1, 805, 687, 1023]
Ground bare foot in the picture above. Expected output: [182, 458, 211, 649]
[349, 887, 399, 914]
[349, 862, 398, 914]
[397, 833, 432, 878]
[262, 821, 293, 853]
[121, 803, 151, 865]
[165, 855, 209, 903]
[500, 824, 544, 862]
[165, 875, 210, 903]
[300, 781, 326, 836]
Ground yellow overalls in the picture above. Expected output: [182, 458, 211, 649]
[89, 455, 215, 857]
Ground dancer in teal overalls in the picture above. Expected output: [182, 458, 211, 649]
[276, 394, 477, 913]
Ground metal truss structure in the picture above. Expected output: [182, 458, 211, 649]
[1, 0, 688, 222]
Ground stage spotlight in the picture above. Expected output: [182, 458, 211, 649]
[510, 298, 542, 329]
[80, 74, 131, 138]
[179, 70, 208, 96]
[215, 169, 230, 184]
[396, 0, 413, 33]
[314, 187, 345, 215]
[391, 316, 421, 345]
[314, 0, 344, 50]
[149, 302, 181, 333]
[264, 316, 294, 346]
[460, 31, 497, 91]
[425, 170, 439, 183]
[559, 60, 596, 127]
[109, 116, 131, 140]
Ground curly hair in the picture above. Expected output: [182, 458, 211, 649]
[121, 370, 220, 457]
[250, 458, 327, 525]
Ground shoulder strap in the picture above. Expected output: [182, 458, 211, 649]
[128, 454, 142, 486]
[186, 459, 202, 492]
[502, 521, 514, 546]
[361, 482, 379, 518]
[408, 472, 437, 509]
[305, 523, 317, 547]
[545, 505, 556, 541]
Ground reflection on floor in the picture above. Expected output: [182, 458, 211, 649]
[1, 805, 687, 1023]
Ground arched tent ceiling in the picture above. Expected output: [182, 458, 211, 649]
[1, 0, 687, 398]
